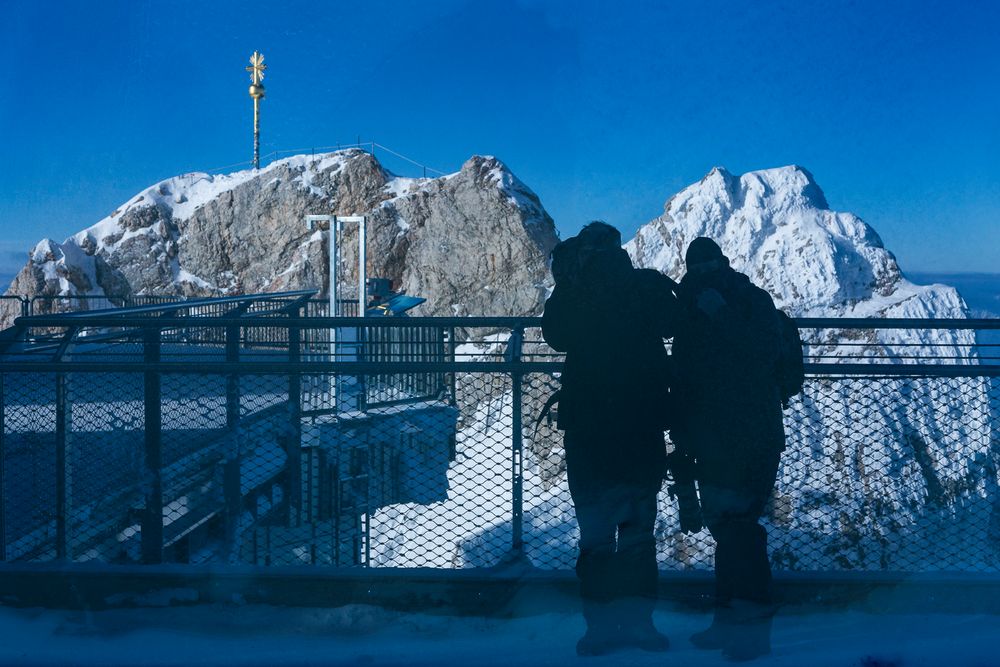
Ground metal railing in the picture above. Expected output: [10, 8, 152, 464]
[0, 310, 998, 574]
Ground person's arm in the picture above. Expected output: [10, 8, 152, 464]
[635, 269, 683, 340]
[541, 286, 578, 353]
[744, 286, 782, 365]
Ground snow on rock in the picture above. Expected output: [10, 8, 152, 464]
[626, 166, 955, 317]
[1, 150, 559, 327]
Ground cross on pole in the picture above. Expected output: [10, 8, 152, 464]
[246, 51, 267, 85]
[246, 51, 267, 169]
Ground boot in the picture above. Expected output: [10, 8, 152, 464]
[576, 629, 619, 657]
[613, 597, 669, 652]
[690, 605, 736, 650]
[624, 620, 670, 653]
[721, 600, 774, 662]
[577, 601, 621, 657]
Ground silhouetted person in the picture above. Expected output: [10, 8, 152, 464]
[541, 221, 681, 656]
[671, 237, 786, 661]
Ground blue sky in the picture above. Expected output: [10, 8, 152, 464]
[1, 0, 998, 274]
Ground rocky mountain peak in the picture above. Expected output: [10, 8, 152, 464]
[1, 149, 560, 325]
[628, 165, 961, 318]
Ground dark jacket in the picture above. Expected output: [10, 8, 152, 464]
[542, 250, 681, 479]
[671, 266, 786, 489]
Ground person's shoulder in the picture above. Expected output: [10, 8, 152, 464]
[633, 267, 678, 291]
[726, 269, 769, 298]
[749, 281, 777, 310]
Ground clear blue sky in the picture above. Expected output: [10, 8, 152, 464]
[2, 0, 998, 274]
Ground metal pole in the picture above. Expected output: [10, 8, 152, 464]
[509, 326, 525, 558]
[357, 216, 367, 407]
[358, 216, 367, 314]
[253, 98, 260, 170]
[0, 373, 7, 561]
[287, 306, 302, 527]
[55, 372, 69, 560]
[142, 327, 163, 564]
[329, 218, 339, 406]
[224, 324, 241, 556]
[448, 327, 457, 405]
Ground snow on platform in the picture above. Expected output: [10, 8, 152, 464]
[0, 595, 996, 666]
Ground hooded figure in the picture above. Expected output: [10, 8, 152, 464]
[542, 221, 681, 656]
[671, 237, 786, 661]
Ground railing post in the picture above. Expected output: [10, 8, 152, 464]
[447, 326, 457, 406]
[0, 373, 6, 561]
[286, 307, 302, 526]
[224, 324, 241, 557]
[508, 326, 525, 559]
[142, 327, 163, 564]
[55, 371, 70, 560]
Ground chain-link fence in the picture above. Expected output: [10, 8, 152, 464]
[1, 308, 998, 575]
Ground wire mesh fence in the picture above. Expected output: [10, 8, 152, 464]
[1, 309, 998, 575]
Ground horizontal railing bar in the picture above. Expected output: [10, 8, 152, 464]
[795, 317, 1000, 329]
[1, 360, 997, 377]
[18, 290, 317, 321]
[14, 315, 539, 328]
[14, 314, 1000, 330]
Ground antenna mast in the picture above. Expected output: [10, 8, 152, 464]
[246, 51, 267, 170]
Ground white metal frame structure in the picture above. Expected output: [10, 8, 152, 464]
[305, 215, 368, 410]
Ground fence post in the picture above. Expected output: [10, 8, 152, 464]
[508, 326, 525, 559]
[0, 373, 6, 561]
[55, 372, 70, 560]
[286, 307, 302, 527]
[447, 326, 457, 407]
[223, 324, 241, 557]
[142, 327, 163, 564]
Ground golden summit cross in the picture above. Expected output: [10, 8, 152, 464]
[246, 51, 267, 85]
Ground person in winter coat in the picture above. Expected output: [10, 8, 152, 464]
[670, 236, 786, 661]
[541, 221, 682, 657]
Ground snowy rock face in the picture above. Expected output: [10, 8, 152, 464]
[1, 150, 558, 326]
[626, 165, 965, 319]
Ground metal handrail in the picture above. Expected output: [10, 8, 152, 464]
[1, 360, 998, 378]
[795, 317, 1000, 330]
[14, 314, 535, 328]
[14, 313, 1000, 329]
[18, 290, 317, 321]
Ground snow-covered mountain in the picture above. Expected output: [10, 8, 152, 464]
[371, 166, 997, 573]
[626, 165, 966, 319]
[1, 149, 559, 326]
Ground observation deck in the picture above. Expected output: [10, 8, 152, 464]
[0, 292, 998, 662]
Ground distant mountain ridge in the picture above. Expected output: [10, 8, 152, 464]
[908, 272, 1000, 319]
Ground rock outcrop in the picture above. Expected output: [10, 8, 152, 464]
[1, 149, 558, 327]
